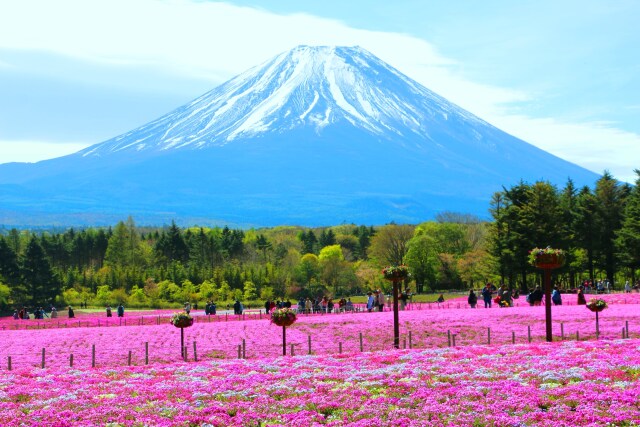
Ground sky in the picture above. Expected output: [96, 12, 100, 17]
[0, 0, 638, 182]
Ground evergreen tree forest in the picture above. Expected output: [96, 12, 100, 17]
[0, 171, 638, 311]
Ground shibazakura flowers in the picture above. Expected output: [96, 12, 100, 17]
[271, 308, 297, 327]
[170, 312, 193, 328]
[382, 265, 410, 280]
[586, 299, 608, 312]
[528, 247, 566, 268]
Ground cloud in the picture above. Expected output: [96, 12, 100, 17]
[0, 140, 89, 163]
[1, 0, 638, 182]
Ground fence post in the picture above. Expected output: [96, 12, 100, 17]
[145, 342, 149, 365]
[561, 323, 564, 340]
[92, 344, 96, 368]
[193, 341, 198, 362]
[512, 331, 515, 344]
[409, 331, 413, 349]
[128, 350, 132, 366]
[451, 334, 456, 346]
[359, 332, 363, 352]
[447, 330, 451, 347]
[622, 328, 626, 339]
[69, 354, 73, 368]
[242, 339, 246, 359]
[308, 335, 312, 355]
[339, 342, 342, 354]
[237, 345, 241, 359]
[41, 348, 45, 369]
[290, 344, 295, 356]
[487, 327, 491, 345]
[626, 321, 629, 339]
[527, 326, 532, 343]
[576, 330, 580, 341]
[7, 356, 11, 371]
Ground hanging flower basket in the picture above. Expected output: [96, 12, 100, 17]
[271, 308, 297, 327]
[382, 265, 409, 281]
[528, 247, 565, 269]
[170, 312, 194, 328]
[586, 299, 608, 313]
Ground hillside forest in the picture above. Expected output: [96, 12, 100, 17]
[0, 171, 638, 311]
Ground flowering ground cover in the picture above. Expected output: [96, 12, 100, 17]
[0, 339, 639, 426]
[1, 293, 639, 368]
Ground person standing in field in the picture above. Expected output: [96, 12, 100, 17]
[468, 290, 478, 308]
[377, 290, 385, 312]
[68, 306, 75, 318]
[117, 303, 125, 317]
[551, 287, 562, 305]
[106, 305, 112, 317]
[482, 284, 492, 308]
[366, 292, 375, 312]
[577, 288, 587, 305]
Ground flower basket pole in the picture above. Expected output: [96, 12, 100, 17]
[530, 248, 565, 343]
[587, 301, 607, 338]
[271, 309, 297, 356]
[383, 266, 409, 349]
[171, 313, 194, 360]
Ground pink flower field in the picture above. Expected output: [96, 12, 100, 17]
[2, 293, 640, 426]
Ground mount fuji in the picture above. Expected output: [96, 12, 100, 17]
[0, 45, 599, 227]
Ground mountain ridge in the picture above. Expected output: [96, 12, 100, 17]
[0, 45, 600, 227]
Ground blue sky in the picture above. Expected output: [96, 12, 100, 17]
[0, 0, 638, 182]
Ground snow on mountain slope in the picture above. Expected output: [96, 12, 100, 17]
[79, 46, 486, 157]
[0, 45, 601, 227]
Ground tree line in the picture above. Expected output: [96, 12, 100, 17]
[0, 170, 638, 311]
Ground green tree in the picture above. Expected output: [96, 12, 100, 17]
[243, 280, 258, 301]
[21, 237, 61, 306]
[368, 224, 414, 266]
[593, 171, 628, 286]
[616, 170, 640, 283]
[404, 234, 439, 293]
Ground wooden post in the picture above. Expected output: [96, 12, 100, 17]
[193, 341, 198, 362]
[409, 331, 413, 349]
[41, 348, 45, 368]
[339, 342, 343, 354]
[512, 331, 515, 344]
[183, 346, 188, 361]
[7, 356, 11, 371]
[447, 330, 451, 347]
[596, 311, 600, 339]
[290, 343, 295, 356]
[527, 326, 532, 343]
[487, 327, 491, 345]
[180, 327, 185, 359]
[308, 335, 312, 355]
[242, 339, 246, 359]
[561, 323, 564, 340]
[282, 325, 287, 356]
[92, 344, 96, 368]
[576, 330, 580, 341]
[237, 345, 241, 359]
[128, 350, 132, 366]
[403, 338, 406, 349]
[543, 268, 553, 342]
[451, 334, 456, 347]
[69, 354, 73, 367]
[622, 328, 626, 339]
[626, 321, 630, 339]
[392, 278, 400, 349]
[145, 342, 149, 365]
[359, 332, 363, 352]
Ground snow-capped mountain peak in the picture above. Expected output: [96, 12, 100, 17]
[80, 45, 480, 157]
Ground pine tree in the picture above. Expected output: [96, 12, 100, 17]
[21, 237, 61, 306]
